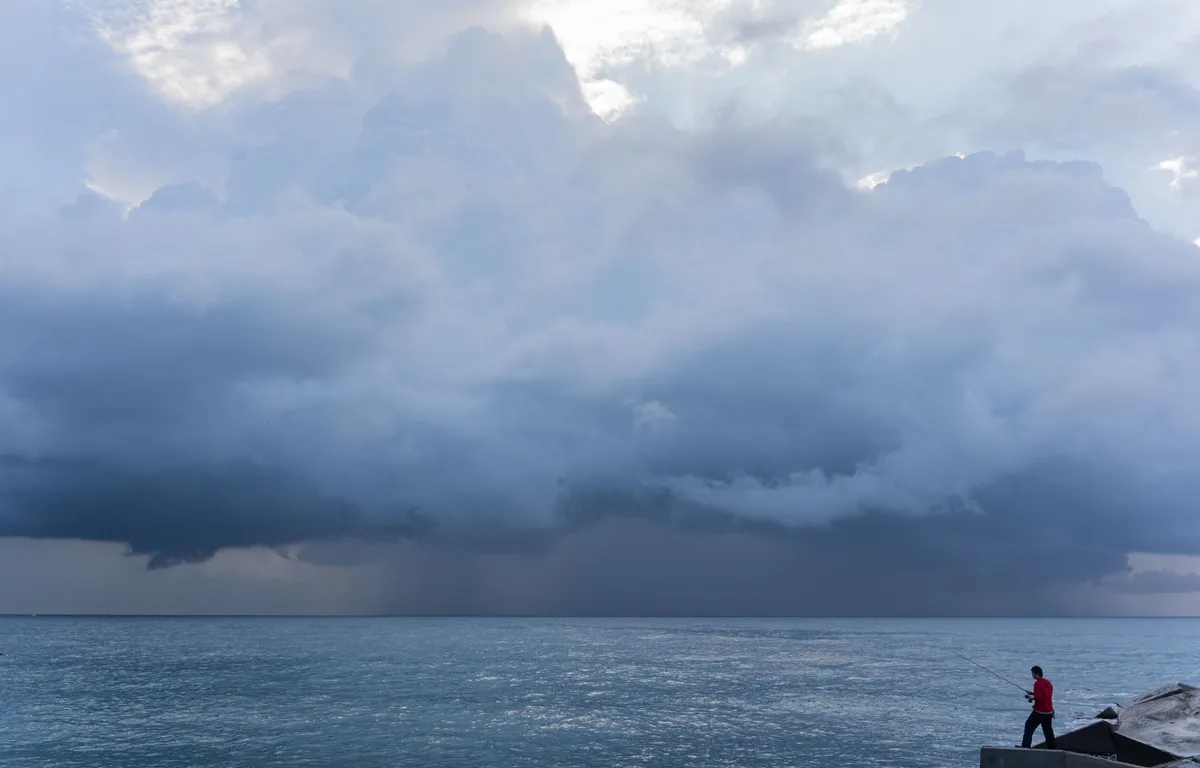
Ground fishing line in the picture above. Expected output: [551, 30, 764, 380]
[949, 652, 1124, 725]
[953, 651, 1029, 693]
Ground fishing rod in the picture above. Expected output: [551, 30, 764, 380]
[954, 652, 1029, 693]
[952, 652, 1123, 719]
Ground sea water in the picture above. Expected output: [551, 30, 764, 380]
[2, 617, 1199, 768]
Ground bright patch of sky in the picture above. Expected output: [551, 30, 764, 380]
[799, 0, 914, 51]
[524, 0, 917, 118]
[1154, 156, 1199, 192]
[66, 0, 1200, 242]
[81, 0, 918, 119]
[82, 0, 271, 107]
[521, 0, 736, 119]
[1128, 553, 1200, 576]
[854, 171, 891, 190]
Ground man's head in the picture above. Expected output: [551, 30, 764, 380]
[1031, 665, 1043, 679]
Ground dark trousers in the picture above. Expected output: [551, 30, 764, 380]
[1022, 711, 1056, 749]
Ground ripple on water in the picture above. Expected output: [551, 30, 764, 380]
[3, 617, 1200, 767]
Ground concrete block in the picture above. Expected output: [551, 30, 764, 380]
[981, 746, 1068, 768]
[1112, 732, 1182, 767]
[981, 747, 1140, 768]
[1037, 721, 1117, 755]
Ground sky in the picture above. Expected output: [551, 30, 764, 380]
[2, 0, 1200, 615]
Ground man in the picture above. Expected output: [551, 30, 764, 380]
[1021, 665, 1056, 749]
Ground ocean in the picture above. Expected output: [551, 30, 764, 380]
[1, 617, 1198, 767]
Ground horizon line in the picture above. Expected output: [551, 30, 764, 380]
[2, 613, 1199, 619]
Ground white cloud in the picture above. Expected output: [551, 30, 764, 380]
[798, 0, 916, 51]
[70, 0, 1200, 258]
[520, 0, 744, 117]
[84, 0, 270, 107]
[633, 400, 678, 432]
[520, 0, 922, 117]
[76, 0, 522, 108]
[1154, 156, 1199, 192]
[580, 79, 643, 122]
[523, 0, 727, 69]
[855, 171, 889, 189]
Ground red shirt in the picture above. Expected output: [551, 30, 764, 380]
[1032, 678, 1053, 713]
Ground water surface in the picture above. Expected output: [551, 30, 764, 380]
[2, 617, 1198, 767]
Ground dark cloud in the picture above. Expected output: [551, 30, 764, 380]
[2, 8, 1200, 614]
[0, 288, 362, 429]
[0, 457, 433, 569]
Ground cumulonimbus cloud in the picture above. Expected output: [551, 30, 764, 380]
[2, 4, 1200, 591]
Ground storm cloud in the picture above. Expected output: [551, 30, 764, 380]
[2, 0, 1199, 614]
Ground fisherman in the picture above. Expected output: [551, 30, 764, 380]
[1021, 665, 1056, 749]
